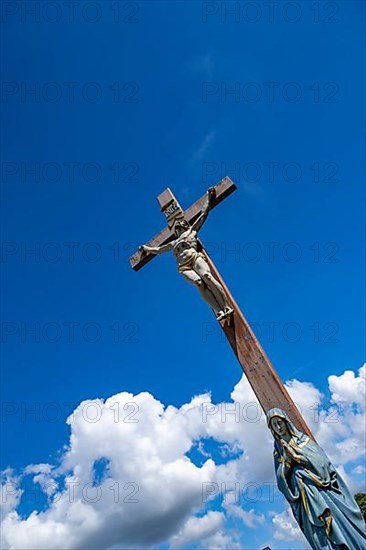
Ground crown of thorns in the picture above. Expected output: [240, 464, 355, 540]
[175, 219, 189, 228]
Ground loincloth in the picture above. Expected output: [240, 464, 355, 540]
[178, 251, 205, 273]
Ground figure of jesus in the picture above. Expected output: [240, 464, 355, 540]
[140, 188, 233, 321]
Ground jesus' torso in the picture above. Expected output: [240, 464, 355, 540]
[172, 229, 198, 266]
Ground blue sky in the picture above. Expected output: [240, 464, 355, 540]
[1, 2, 365, 549]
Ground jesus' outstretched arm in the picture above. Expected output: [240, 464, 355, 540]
[191, 187, 216, 232]
[140, 242, 174, 255]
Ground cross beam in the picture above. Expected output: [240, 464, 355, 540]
[129, 177, 236, 271]
[129, 178, 313, 438]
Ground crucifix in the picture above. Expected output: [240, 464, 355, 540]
[129, 176, 313, 438]
[130, 177, 366, 548]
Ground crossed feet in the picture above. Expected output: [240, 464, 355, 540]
[216, 307, 234, 321]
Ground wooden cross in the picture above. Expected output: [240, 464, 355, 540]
[129, 177, 313, 438]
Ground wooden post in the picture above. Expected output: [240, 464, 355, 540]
[202, 247, 313, 437]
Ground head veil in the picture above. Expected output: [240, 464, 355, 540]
[266, 407, 310, 457]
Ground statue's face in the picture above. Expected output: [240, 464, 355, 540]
[270, 416, 290, 439]
[174, 221, 188, 236]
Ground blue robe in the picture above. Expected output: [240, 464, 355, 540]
[266, 408, 366, 550]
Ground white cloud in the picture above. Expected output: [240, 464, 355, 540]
[1, 392, 217, 550]
[284, 378, 323, 430]
[170, 511, 224, 549]
[352, 465, 366, 475]
[1, 366, 365, 549]
[23, 464, 56, 497]
[224, 503, 265, 528]
[198, 531, 242, 550]
[272, 507, 307, 545]
[329, 364, 366, 409]
[23, 464, 52, 475]
[0, 470, 22, 519]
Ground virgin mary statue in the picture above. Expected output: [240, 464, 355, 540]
[266, 408, 366, 549]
